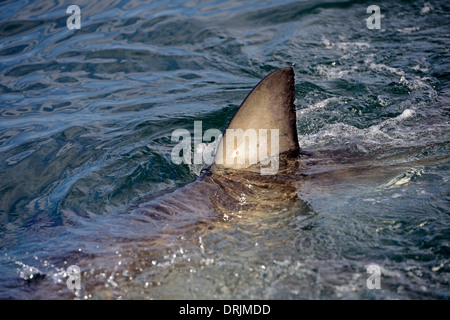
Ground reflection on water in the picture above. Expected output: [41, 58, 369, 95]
[0, 0, 449, 299]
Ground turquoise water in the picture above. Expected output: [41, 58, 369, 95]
[0, 0, 449, 299]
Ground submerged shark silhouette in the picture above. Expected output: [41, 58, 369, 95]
[30, 67, 444, 299]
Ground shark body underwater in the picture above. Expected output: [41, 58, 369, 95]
[37, 67, 309, 298]
[125, 66, 441, 237]
[25, 67, 447, 298]
[124, 66, 417, 230]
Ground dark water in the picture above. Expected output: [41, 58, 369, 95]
[0, 0, 449, 299]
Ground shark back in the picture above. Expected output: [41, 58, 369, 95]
[213, 67, 300, 172]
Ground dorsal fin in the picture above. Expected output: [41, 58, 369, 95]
[213, 67, 300, 172]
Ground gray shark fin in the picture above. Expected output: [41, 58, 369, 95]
[213, 67, 300, 172]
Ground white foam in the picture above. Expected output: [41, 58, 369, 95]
[400, 76, 433, 91]
[336, 41, 370, 52]
[412, 64, 429, 73]
[397, 27, 420, 33]
[421, 2, 433, 15]
[298, 97, 345, 115]
[189, 139, 220, 176]
[299, 106, 420, 150]
[396, 109, 416, 121]
[321, 36, 333, 48]
[377, 167, 424, 191]
[399, 76, 437, 99]
[365, 59, 405, 76]
[299, 123, 368, 148]
[316, 64, 350, 80]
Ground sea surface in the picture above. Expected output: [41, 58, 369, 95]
[0, 0, 449, 299]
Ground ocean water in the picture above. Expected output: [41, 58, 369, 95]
[0, 0, 449, 299]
